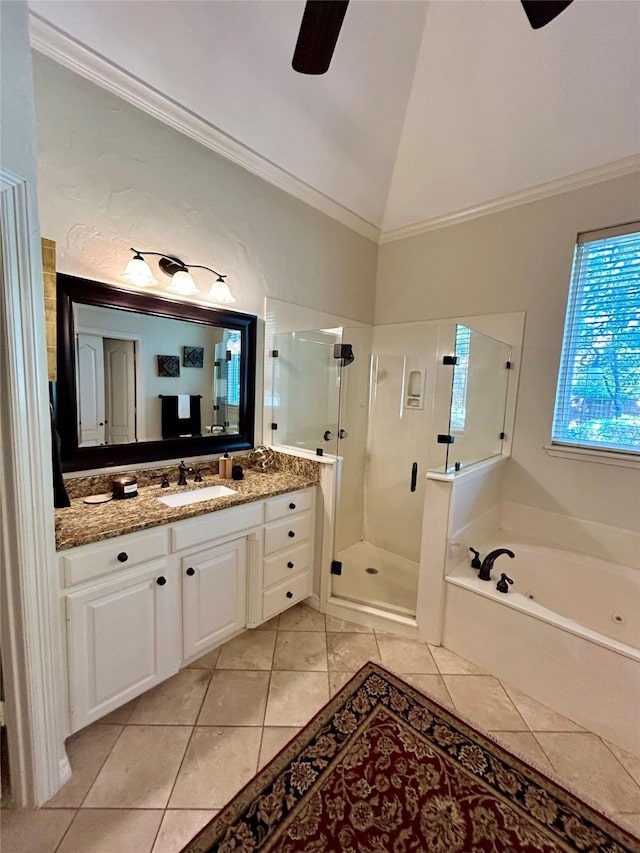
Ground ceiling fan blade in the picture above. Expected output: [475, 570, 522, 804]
[521, 0, 574, 29]
[292, 0, 349, 75]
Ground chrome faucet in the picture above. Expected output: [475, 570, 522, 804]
[478, 548, 515, 581]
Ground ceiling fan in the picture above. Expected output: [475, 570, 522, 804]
[292, 0, 575, 75]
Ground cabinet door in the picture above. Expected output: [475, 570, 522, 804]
[182, 538, 246, 661]
[66, 560, 178, 733]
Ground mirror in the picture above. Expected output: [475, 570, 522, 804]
[56, 274, 257, 471]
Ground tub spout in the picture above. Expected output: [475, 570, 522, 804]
[478, 548, 515, 581]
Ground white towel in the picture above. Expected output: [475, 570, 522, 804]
[177, 395, 190, 419]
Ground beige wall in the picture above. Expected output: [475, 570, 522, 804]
[376, 174, 640, 531]
[31, 53, 377, 325]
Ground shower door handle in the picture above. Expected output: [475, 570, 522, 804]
[410, 462, 418, 492]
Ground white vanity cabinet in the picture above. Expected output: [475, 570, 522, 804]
[181, 538, 246, 660]
[61, 486, 316, 733]
[65, 555, 178, 732]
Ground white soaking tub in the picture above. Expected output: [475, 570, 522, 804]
[443, 542, 640, 756]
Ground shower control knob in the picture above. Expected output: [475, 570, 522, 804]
[288, 530, 295, 538]
[186, 567, 195, 576]
[117, 552, 128, 563]
[287, 561, 294, 569]
[286, 591, 293, 599]
[338, 429, 348, 439]
[323, 430, 333, 441]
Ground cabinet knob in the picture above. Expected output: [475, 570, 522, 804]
[156, 576, 167, 586]
[286, 591, 293, 599]
[186, 567, 195, 577]
[289, 502, 296, 510]
[117, 552, 128, 563]
[287, 561, 294, 569]
[288, 530, 295, 538]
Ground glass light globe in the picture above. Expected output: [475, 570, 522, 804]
[166, 270, 199, 295]
[207, 279, 235, 304]
[121, 256, 157, 286]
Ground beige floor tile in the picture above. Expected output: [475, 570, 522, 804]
[428, 645, 485, 675]
[273, 631, 327, 671]
[216, 630, 276, 670]
[328, 671, 357, 697]
[443, 675, 527, 732]
[501, 683, 584, 732]
[186, 647, 221, 669]
[491, 731, 555, 775]
[277, 603, 326, 632]
[45, 724, 123, 808]
[197, 670, 270, 726]
[614, 813, 640, 836]
[169, 727, 262, 809]
[84, 725, 191, 809]
[535, 732, 640, 815]
[377, 637, 438, 674]
[255, 615, 279, 631]
[128, 669, 211, 726]
[326, 633, 379, 671]
[57, 809, 163, 853]
[97, 698, 140, 725]
[606, 740, 640, 785]
[0, 808, 75, 853]
[398, 674, 453, 709]
[264, 671, 330, 726]
[325, 615, 373, 633]
[258, 727, 301, 769]
[152, 809, 218, 853]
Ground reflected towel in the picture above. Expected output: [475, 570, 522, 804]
[177, 395, 190, 419]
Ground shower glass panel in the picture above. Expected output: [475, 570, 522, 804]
[445, 325, 511, 471]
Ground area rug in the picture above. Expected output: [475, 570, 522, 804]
[182, 662, 639, 852]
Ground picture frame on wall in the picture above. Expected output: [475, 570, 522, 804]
[157, 355, 180, 377]
[183, 345, 204, 368]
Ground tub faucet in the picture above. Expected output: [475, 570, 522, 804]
[478, 548, 515, 581]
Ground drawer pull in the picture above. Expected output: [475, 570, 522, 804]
[289, 502, 296, 510]
[156, 576, 167, 586]
[288, 530, 295, 538]
[286, 590, 293, 599]
[186, 567, 195, 577]
[287, 561, 294, 569]
[117, 552, 128, 563]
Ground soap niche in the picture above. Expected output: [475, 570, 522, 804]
[405, 369, 425, 410]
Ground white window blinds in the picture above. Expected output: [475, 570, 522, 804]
[552, 222, 640, 454]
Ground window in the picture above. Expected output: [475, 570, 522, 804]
[552, 222, 640, 455]
[450, 325, 470, 433]
[224, 329, 242, 407]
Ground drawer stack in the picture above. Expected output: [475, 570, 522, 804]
[262, 488, 314, 620]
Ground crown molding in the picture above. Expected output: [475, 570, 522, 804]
[28, 14, 380, 244]
[379, 155, 640, 244]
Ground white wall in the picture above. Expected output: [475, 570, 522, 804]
[32, 53, 377, 324]
[377, 174, 640, 535]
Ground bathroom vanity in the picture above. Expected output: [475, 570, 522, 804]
[56, 472, 317, 734]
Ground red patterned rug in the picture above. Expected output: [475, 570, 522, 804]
[182, 662, 639, 852]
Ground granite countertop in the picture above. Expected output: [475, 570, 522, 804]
[55, 465, 318, 551]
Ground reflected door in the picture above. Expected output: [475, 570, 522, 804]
[104, 338, 136, 445]
[76, 333, 105, 446]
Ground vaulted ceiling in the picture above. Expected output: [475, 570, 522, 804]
[28, 0, 640, 241]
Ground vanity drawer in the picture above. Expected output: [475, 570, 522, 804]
[262, 571, 311, 620]
[61, 528, 169, 587]
[265, 488, 314, 522]
[171, 501, 263, 552]
[264, 512, 312, 556]
[263, 542, 311, 587]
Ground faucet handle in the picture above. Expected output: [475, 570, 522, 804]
[469, 547, 482, 569]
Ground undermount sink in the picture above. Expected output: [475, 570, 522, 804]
[158, 485, 237, 508]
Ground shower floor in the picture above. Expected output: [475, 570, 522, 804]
[333, 540, 419, 617]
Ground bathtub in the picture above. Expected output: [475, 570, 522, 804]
[442, 542, 640, 757]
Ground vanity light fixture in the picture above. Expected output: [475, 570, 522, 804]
[122, 248, 235, 303]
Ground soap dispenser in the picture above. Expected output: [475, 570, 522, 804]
[219, 452, 232, 478]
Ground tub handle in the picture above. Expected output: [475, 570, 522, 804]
[410, 462, 418, 492]
[469, 547, 481, 569]
[496, 573, 514, 594]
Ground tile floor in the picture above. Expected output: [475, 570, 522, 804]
[2, 602, 639, 852]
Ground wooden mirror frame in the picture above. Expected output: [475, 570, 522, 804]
[56, 273, 257, 472]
